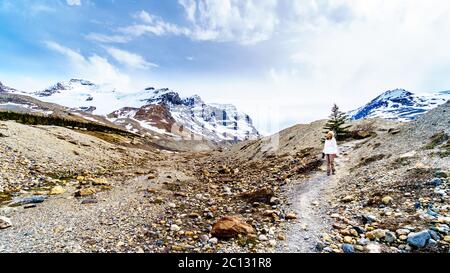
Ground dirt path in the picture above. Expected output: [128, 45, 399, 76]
[279, 141, 357, 253]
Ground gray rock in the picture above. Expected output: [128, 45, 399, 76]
[342, 244, 355, 253]
[10, 195, 46, 206]
[208, 237, 218, 244]
[434, 224, 449, 234]
[407, 230, 431, 248]
[362, 214, 377, 224]
[357, 238, 369, 246]
[428, 230, 440, 241]
[427, 239, 437, 247]
[0, 216, 12, 229]
[323, 247, 333, 253]
[385, 231, 397, 244]
[428, 178, 442, 186]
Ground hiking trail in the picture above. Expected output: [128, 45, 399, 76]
[279, 141, 358, 253]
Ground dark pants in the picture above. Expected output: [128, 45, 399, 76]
[326, 154, 336, 174]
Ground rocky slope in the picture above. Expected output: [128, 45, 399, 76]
[318, 102, 450, 253]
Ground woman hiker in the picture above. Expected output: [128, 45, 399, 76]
[323, 131, 339, 176]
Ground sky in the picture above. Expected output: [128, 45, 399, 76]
[1, 0, 450, 134]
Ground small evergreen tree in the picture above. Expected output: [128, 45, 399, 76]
[323, 104, 350, 141]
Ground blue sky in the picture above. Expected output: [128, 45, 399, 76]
[1, 0, 450, 133]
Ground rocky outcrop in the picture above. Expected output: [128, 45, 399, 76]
[211, 216, 255, 238]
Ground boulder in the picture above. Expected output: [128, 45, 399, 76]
[49, 186, 66, 195]
[74, 188, 96, 197]
[407, 230, 431, 248]
[381, 196, 393, 205]
[342, 244, 355, 253]
[341, 195, 354, 203]
[90, 178, 110, 186]
[211, 216, 255, 238]
[240, 188, 274, 203]
[384, 231, 397, 244]
[10, 196, 46, 206]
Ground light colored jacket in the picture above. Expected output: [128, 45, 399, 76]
[323, 137, 338, 155]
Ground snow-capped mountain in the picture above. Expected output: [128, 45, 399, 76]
[0, 81, 19, 93]
[349, 88, 450, 122]
[31, 79, 259, 142]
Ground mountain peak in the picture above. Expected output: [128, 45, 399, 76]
[349, 88, 449, 122]
[68, 79, 96, 86]
[375, 89, 413, 102]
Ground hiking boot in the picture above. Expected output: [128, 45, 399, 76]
[332, 169, 336, 175]
[327, 171, 331, 176]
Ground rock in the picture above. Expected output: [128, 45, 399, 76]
[382, 196, 393, 205]
[81, 198, 98, 205]
[343, 236, 353, 244]
[428, 230, 440, 241]
[362, 214, 377, 224]
[354, 245, 364, 252]
[211, 216, 255, 238]
[322, 233, 332, 243]
[74, 188, 96, 197]
[342, 244, 354, 253]
[199, 234, 209, 242]
[49, 186, 66, 195]
[357, 238, 369, 246]
[0, 216, 12, 229]
[353, 130, 372, 139]
[240, 188, 274, 204]
[208, 237, 218, 244]
[90, 178, 110, 186]
[170, 224, 181, 232]
[285, 212, 297, 220]
[428, 178, 442, 187]
[384, 231, 397, 244]
[258, 234, 268, 241]
[269, 197, 280, 205]
[366, 243, 381, 253]
[269, 240, 277, 247]
[388, 128, 401, 135]
[407, 230, 431, 248]
[366, 229, 386, 240]
[396, 229, 411, 236]
[10, 196, 46, 206]
[427, 239, 437, 247]
[342, 195, 354, 203]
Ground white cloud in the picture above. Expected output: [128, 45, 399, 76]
[44, 41, 130, 90]
[120, 11, 191, 37]
[85, 33, 131, 44]
[66, 0, 81, 6]
[178, 0, 279, 44]
[105, 47, 158, 69]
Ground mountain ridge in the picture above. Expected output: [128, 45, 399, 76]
[23, 79, 261, 142]
[349, 88, 450, 122]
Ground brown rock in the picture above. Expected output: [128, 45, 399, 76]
[341, 195, 354, 203]
[211, 216, 255, 238]
[285, 212, 298, 220]
[240, 188, 274, 203]
[75, 188, 96, 197]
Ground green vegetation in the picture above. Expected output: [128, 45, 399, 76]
[323, 104, 351, 141]
[0, 111, 134, 137]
